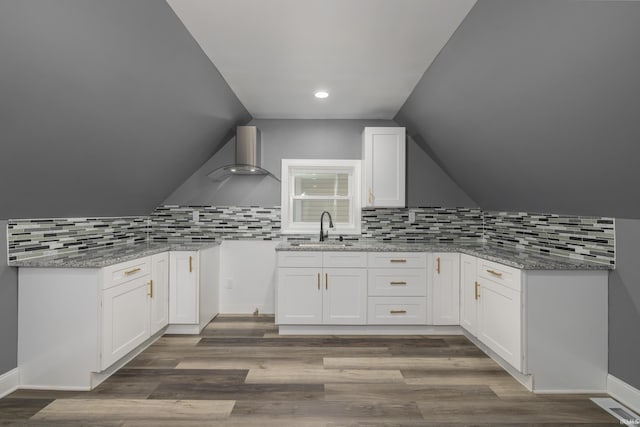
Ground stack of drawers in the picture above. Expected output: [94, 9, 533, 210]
[367, 252, 428, 324]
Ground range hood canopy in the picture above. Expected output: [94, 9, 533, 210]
[207, 126, 278, 181]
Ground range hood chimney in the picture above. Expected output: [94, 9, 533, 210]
[207, 126, 278, 181]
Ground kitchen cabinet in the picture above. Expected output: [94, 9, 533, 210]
[101, 273, 151, 370]
[18, 254, 169, 389]
[459, 255, 607, 392]
[459, 253, 478, 335]
[362, 127, 406, 208]
[431, 253, 460, 325]
[367, 252, 428, 325]
[168, 246, 220, 334]
[276, 252, 367, 325]
[149, 252, 169, 335]
[170, 251, 198, 324]
[476, 259, 522, 370]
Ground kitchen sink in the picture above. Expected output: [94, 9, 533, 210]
[290, 242, 354, 248]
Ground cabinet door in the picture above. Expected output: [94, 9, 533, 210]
[432, 253, 460, 325]
[101, 276, 150, 370]
[276, 268, 322, 324]
[323, 268, 367, 325]
[170, 251, 198, 324]
[362, 127, 406, 207]
[150, 252, 169, 335]
[459, 254, 478, 335]
[478, 278, 522, 370]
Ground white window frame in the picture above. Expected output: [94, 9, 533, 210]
[281, 159, 361, 235]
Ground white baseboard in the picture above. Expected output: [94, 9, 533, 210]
[608, 374, 640, 414]
[0, 367, 20, 398]
[278, 325, 463, 335]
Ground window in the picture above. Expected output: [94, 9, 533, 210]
[281, 159, 361, 235]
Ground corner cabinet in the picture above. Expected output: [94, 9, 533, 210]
[362, 127, 406, 208]
[276, 252, 367, 325]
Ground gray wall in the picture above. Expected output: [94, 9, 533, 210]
[609, 219, 640, 390]
[0, 221, 18, 375]
[164, 119, 476, 207]
[395, 0, 640, 219]
[396, 0, 640, 391]
[0, 0, 251, 219]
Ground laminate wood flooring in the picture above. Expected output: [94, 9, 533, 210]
[0, 315, 619, 426]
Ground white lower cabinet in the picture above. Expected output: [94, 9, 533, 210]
[101, 275, 151, 370]
[459, 253, 478, 335]
[168, 247, 220, 334]
[367, 252, 428, 325]
[150, 252, 170, 335]
[323, 268, 367, 324]
[277, 268, 323, 324]
[276, 252, 367, 325]
[18, 253, 170, 389]
[169, 251, 199, 324]
[368, 297, 427, 324]
[459, 255, 608, 392]
[431, 253, 460, 325]
[459, 255, 523, 370]
[477, 276, 522, 370]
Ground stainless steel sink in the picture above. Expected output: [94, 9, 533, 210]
[291, 242, 353, 248]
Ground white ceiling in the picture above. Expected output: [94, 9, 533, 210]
[167, 0, 476, 119]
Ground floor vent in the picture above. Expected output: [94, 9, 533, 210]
[591, 397, 640, 425]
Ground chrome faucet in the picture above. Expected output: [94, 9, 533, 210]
[319, 211, 334, 242]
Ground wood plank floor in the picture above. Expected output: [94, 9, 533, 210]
[0, 315, 618, 426]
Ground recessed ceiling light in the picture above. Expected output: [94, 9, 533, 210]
[314, 90, 329, 99]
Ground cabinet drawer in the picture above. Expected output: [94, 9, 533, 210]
[367, 297, 427, 325]
[323, 252, 367, 268]
[368, 268, 427, 297]
[103, 257, 151, 290]
[278, 251, 323, 268]
[368, 252, 427, 269]
[477, 258, 521, 292]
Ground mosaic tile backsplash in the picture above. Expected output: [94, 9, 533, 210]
[7, 217, 149, 262]
[484, 211, 615, 266]
[361, 207, 483, 243]
[150, 205, 281, 241]
[7, 205, 616, 266]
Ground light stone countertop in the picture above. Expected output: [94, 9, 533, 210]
[9, 241, 221, 268]
[275, 241, 613, 271]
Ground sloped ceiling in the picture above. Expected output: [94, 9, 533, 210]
[396, 0, 640, 219]
[0, 0, 250, 219]
[166, 0, 476, 119]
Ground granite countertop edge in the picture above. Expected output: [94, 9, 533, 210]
[275, 242, 612, 271]
[9, 241, 221, 268]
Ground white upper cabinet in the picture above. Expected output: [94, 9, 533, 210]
[362, 127, 406, 208]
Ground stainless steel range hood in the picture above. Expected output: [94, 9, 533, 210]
[207, 126, 278, 181]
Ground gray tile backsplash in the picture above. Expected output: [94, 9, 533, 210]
[484, 211, 615, 266]
[7, 217, 149, 262]
[7, 206, 616, 266]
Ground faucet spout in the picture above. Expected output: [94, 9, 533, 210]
[319, 211, 334, 242]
